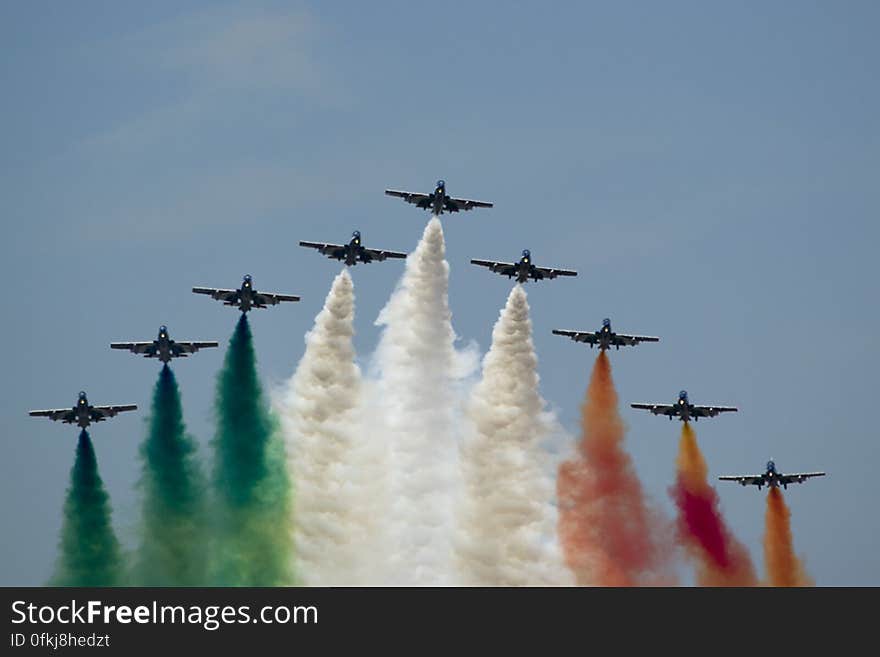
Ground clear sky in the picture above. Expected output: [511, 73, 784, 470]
[2, 1, 877, 585]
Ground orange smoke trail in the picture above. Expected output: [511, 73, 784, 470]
[764, 487, 813, 586]
[671, 423, 757, 586]
[557, 351, 675, 586]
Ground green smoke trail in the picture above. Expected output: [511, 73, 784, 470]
[132, 364, 207, 585]
[210, 314, 293, 585]
[50, 431, 123, 586]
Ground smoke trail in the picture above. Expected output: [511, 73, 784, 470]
[370, 216, 470, 585]
[50, 431, 123, 586]
[557, 351, 675, 585]
[132, 364, 207, 585]
[764, 487, 813, 586]
[670, 423, 757, 586]
[280, 270, 383, 585]
[456, 285, 570, 586]
[211, 314, 294, 586]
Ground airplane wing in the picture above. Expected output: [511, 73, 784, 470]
[363, 248, 407, 261]
[631, 403, 677, 417]
[552, 329, 599, 345]
[252, 291, 301, 306]
[385, 190, 433, 209]
[719, 474, 765, 487]
[533, 266, 578, 279]
[613, 333, 660, 347]
[174, 341, 220, 355]
[299, 241, 347, 258]
[471, 259, 518, 276]
[29, 408, 76, 422]
[692, 405, 738, 418]
[110, 342, 156, 355]
[192, 287, 239, 302]
[445, 197, 494, 212]
[90, 404, 137, 421]
[778, 472, 826, 485]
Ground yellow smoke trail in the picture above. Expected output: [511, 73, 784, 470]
[764, 487, 813, 586]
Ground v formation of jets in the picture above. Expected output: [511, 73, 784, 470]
[29, 178, 824, 490]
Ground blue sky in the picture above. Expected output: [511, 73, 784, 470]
[2, 0, 878, 585]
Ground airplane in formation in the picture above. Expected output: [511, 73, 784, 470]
[110, 325, 218, 364]
[553, 318, 659, 351]
[719, 460, 826, 490]
[193, 275, 300, 313]
[29, 391, 137, 429]
[631, 390, 738, 422]
[471, 250, 577, 284]
[385, 179, 493, 215]
[299, 231, 407, 266]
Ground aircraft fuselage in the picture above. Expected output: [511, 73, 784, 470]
[157, 344, 172, 363]
[73, 395, 92, 428]
[598, 325, 614, 351]
[345, 235, 370, 266]
[760, 467, 785, 490]
[674, 395, 693, 422]
[432, 190, 445, 215]
[153, 331, 174, 363]
[239, 292, 252, 311]
[75, 409, 91, 428]
[514, 255, 535, 283]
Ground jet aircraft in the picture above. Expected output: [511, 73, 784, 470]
[553, 318, 659, 350]
[193, 275, 300, 312]
[299, 231, 407, 266]
[719, 460, 825, 490]
[29, 391, 137, 429]
[631, 390, 738, 422]
[110, 325, 218, 364]
[384, 180, 493, 215]
[471, 250, 577, 284]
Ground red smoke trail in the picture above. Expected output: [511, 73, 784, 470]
[557, 351, 675, 586]
[671, 423, 757, 586]
[764, 487, 813, 586]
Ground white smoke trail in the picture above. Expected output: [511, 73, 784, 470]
[369, 216, 474, 585]
[279, 270, 383, 585]
[456, 285, 573, 585]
